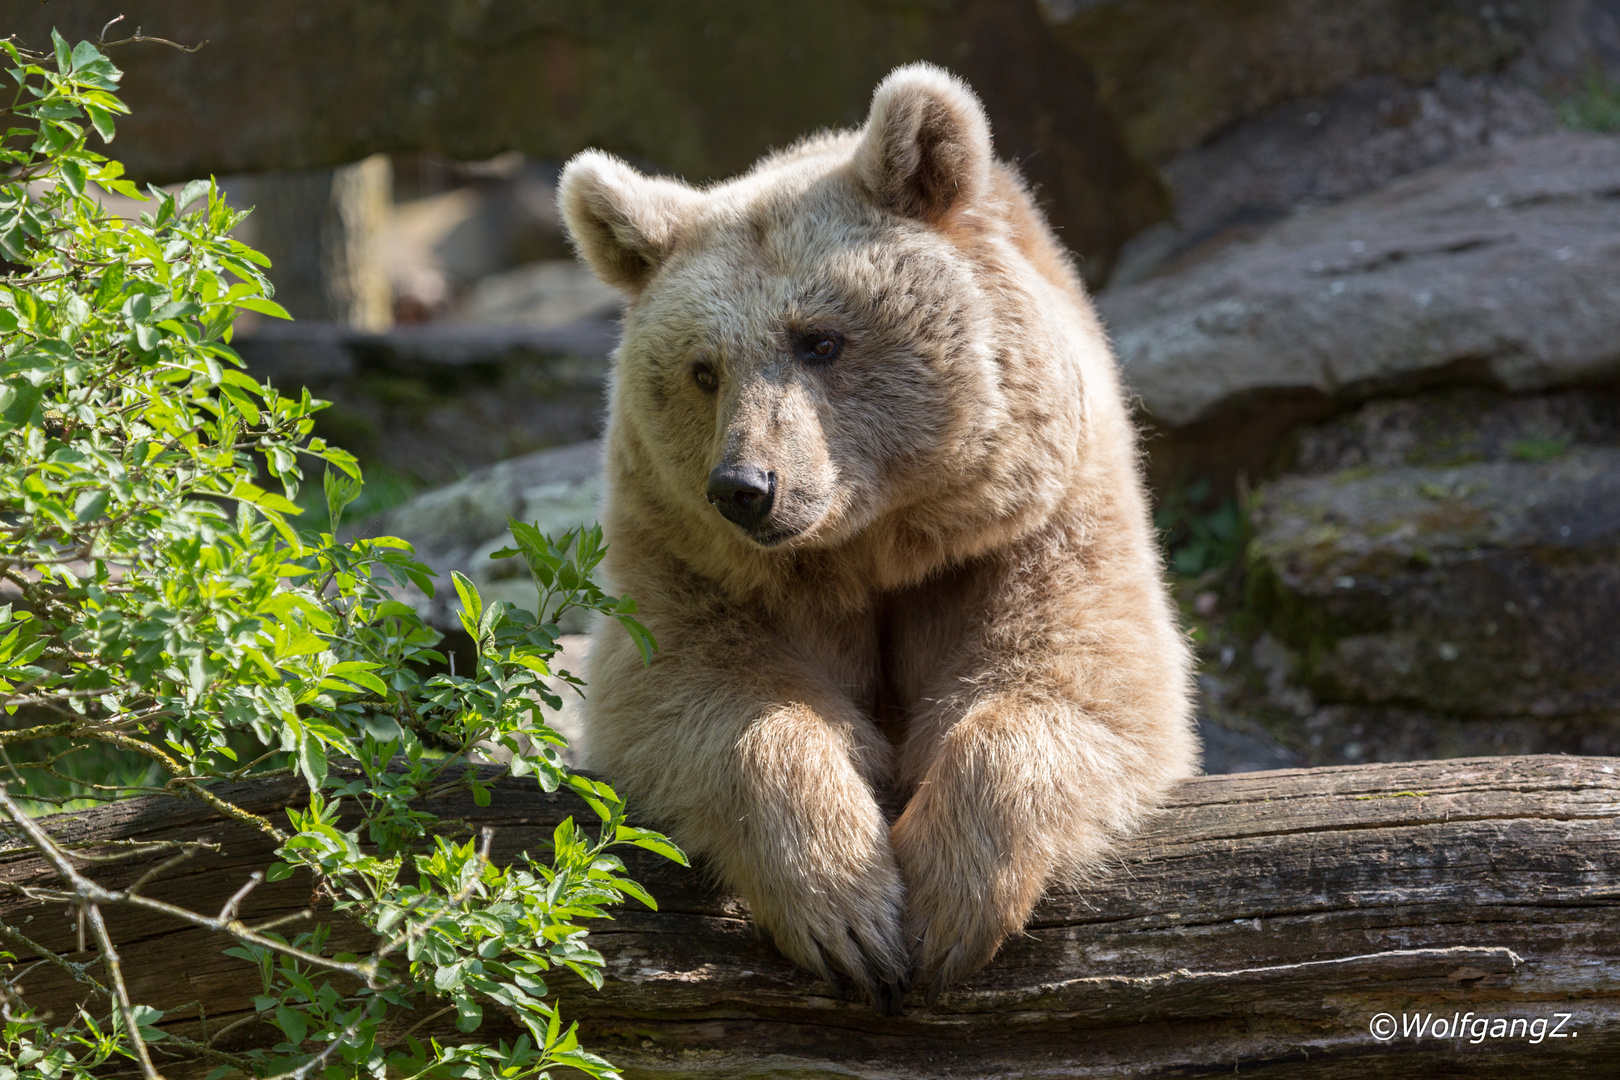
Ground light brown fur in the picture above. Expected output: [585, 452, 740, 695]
[558, 64, 1196, 1010]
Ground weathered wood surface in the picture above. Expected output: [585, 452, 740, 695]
[3, 755, 1618, 1077]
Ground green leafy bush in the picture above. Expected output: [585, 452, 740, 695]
[1155, 478, 1247, 579]
[0, 30, 676, 1080]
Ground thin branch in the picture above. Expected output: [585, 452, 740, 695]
[206, 1010, 270, 1048]
[0, 786, 365, 983]
[85, 902, 163, 1080]
[175, 777, 285, 842]
[0, 838, 219, 863]
[216, 870, 261, 923]
[0, 919, 111, 999]
[248, 908, 314, 934]
[127, 847, 203, 895]
[0, 722, 75, 745]
[260, 1009, 368, 1080]
[152, 1029, 252, 1073]
[99, 27, 207, 55]
[382, 1004, 455, 1050]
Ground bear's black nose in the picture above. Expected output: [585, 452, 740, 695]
[706, 464, 775, 532]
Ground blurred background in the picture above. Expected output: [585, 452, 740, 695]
[11, 0, 1620, 774]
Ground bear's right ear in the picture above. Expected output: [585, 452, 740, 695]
[557, 151, 703, 294]
[852, 63, 993, 224]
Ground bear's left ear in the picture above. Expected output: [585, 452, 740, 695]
[852, 63, 993, 224]
[557, 151, 704, 294]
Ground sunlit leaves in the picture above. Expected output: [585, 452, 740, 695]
[0, 29, 674, 1080]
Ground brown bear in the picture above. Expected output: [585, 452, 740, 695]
[558, 63, 1196, 1013]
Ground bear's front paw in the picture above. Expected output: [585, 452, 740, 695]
[751, 857, 911, 1015]
[891, 807, 1045, 1003]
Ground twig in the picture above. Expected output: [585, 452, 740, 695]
[382, 1004, 456, 1050]
[205, 1010, 271, 1048]
[0, 919, 110, 998]
[127, 847, 202, 895]
[216, 871, 262, 923]
[85, 902, 163, 1080]
[0, 786, 372, 985]
[98, 22, 207, 55]
[0, 722, 76, 745]
[249, 908, 313, 934]
[175, 776, 286, 841]
[260, 1009, 368, 1080]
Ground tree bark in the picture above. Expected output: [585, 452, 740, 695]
[3, 755, 1617, 1077]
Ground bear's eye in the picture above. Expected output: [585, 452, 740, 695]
[691, 360, 718, 392]
[794, 330, 844, 365]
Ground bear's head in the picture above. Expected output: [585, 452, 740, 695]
[559, 64, 1090, 589]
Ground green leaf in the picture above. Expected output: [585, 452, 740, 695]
[297, 732, 328, 789]
[323, 467, 363, 531]
[229, 480, 303, 516]
[454, 996, 482, 1033]
[218, 381, 261, 424]
[613, 876, 659, 911]
[69, 40, 106, 76]
[274, 1004, 308, 1046]
[176, 178, 211, 213]
[617, 614, 658, 666]
[452, 571, 483, 638]
[58, 159, 86, 198]
[234, 296, 292, 320]
[52, 29, 72, 75]
[613, 825, 688, 866]
[85, 104, 117, 143]
[1, 382, 43, 428]
[73, 488, 110, 523]
[326, 662, 387, 697]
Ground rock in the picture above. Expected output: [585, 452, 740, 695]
[357, 441, 604, 633]
[229, 157, 395, 329]
[1195, 712, 1305, 775]
[1242, 390, 1620, 759]
[1110, 69, 1560, 285]
[453, 260, 622, 327]
[235, 322, 613, 486]
[32, 2, 1613, 287]
[1040, 0, 1560, 164]
[17, 0, 1162, 282]
[387, 159, 576, 320]
[1099, 132, 1620, 482]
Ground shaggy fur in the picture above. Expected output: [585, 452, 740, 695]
[558, 63, 1197, 1011]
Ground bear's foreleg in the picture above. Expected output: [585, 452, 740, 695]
[585, 628, 912, 1011]
[888, 560, 1196, 998]
[890, 696, 1167, 997]
[727, 699, 911, 1010]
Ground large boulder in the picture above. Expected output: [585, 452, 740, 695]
[1242, 390, 1620, 761]
[1099, 132, 1620, 481]
[358, 441, 604, 632]
[1040, 0, 1561, 164]
[21, 1, 1619, 282]
[16, 0, 1162, 282]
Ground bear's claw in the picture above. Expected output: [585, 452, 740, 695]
[798, 908, 910, 1015]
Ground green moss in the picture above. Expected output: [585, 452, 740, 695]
[1507, 436, 1571, 462]
[1557, 70, 1620, 134]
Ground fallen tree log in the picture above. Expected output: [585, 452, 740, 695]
[3, 755, 1617, 1077]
